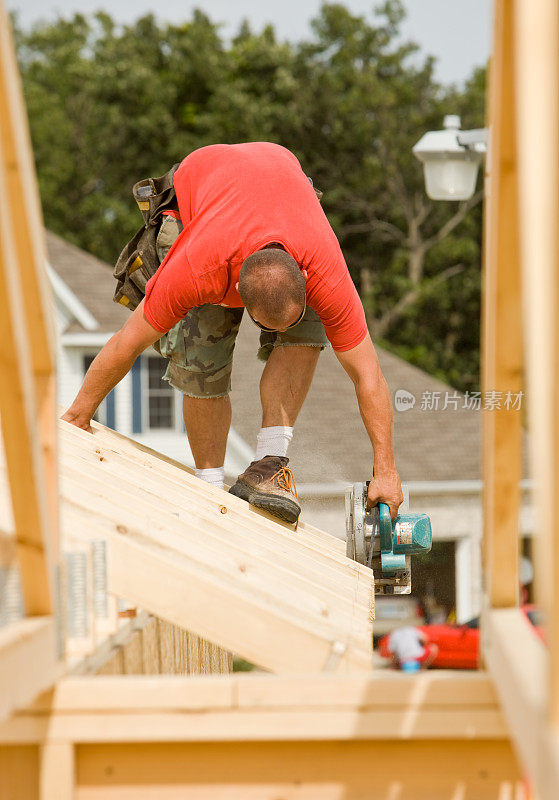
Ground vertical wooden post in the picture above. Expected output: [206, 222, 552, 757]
[0, 1, 58, 614]
[40, 742, 75, 800]
[513, 0, 559, 723]
[482, 0, 522, 609]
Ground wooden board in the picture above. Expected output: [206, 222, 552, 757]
[513, 0, 559, 727]
[0, 672, 522, 799]
[2, 671, 509, 743]
[0, 0, 58, 615]
[0, 745, 39, 800]
[484, 608, 559, 800]
[39, 742, 74, 800]
[0, 617, 61, 723]
[0, 419, 374, 673]
[0, 739, 522, 800]
[87, 418, 346, 557]
[481, 0, 522, 608]
[72, 740, 521, 800]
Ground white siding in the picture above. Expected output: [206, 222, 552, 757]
[54, 298, 249, 476]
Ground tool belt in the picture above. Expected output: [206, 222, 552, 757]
[112, 163, 180, 311]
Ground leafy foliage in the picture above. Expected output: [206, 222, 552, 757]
[14, 1, 485, 391]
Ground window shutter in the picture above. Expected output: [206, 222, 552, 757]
[106, 390, 116, 430]
[131, 357, 142, 433]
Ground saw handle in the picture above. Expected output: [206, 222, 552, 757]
[378, 502, 393, 554]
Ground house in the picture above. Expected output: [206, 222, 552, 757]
[48, 231, 533, 627]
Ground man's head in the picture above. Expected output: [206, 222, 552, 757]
[238, 248, 306, 331]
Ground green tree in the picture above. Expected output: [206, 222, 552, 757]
[15, 11, 227, 260]
[14, 2, 485, 391]
[284, 3, 485, 390]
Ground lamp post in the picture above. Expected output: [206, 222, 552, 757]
[413, 115, 487, 201]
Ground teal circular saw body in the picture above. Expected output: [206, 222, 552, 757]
[345, 483, 432, 595]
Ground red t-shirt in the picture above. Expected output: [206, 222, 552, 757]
[144, 142, 368, 351]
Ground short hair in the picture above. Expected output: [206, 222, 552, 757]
[238, 248, 306, 326]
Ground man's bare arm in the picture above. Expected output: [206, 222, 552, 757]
[335, 333, 403, 519]
[61, 299, 163, 431]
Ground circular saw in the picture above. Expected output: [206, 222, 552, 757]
[345, 482, 432, 595]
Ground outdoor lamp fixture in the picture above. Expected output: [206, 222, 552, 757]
[413, 115, 488, 201]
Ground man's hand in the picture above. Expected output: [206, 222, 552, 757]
[61, 409, 93, 433]
[367, 469, 404, 521]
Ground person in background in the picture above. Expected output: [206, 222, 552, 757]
[387, 625, 438, 671]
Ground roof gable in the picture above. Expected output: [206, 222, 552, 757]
[46, 231, 129, 334]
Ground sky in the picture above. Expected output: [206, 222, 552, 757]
[8, 0, 493, 86]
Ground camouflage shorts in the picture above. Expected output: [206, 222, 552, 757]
[157, 304, 328, 398]
[153, 215, 329, 398]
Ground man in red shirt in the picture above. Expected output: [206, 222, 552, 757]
[63, 142, 403, 524]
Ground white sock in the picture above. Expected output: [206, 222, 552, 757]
[195, 466, 225, 490]
[255, 426, 293, 460]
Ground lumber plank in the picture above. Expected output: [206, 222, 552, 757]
[30, 676, 236, 712]
[0, 745, 39, 800]
[514, 0, 559, 730]
[0, 739, 520, 800]
[56, 478, 371, 647]
[482, 0, 522, 608]
[2, 709, 508, 743]
[59, 428, 362, 579]
[78, 421, 345, 557]
[0, 617, 61, 723]
[2, 671, 510, 742]
[0, 3, 55, 374]
[484, 608, 559, 800]
[55, 497, 372, 666]
[57, 433, 357, 624]
[0, 468, 373, 672]
[26, 672, 500, 712]
[3, 405, 373, 675]
[104, 517, 371, 671]
[233, 671, 500, 708]
[39, 742, 74, 800]
[0, 4, 57, 613]
[71, 740, 521, 800]
[84, 420, 346, 556]
[57, 438, 371, 612]
[0, 159, 54, 615]
[52, 419, 374, 672]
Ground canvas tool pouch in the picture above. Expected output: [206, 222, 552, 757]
[113, 163, 180, 311]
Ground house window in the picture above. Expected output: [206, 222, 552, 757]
[84, 355, 100, 422]
[83, 354, 115, 429]
[147, 356, 175, 429]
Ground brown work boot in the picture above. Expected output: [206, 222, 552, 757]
[228, 455, 301, 524]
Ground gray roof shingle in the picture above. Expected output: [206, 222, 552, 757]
[46, 231, 129, 334]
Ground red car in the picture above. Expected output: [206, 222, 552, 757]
[378, 605, 544, 670]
